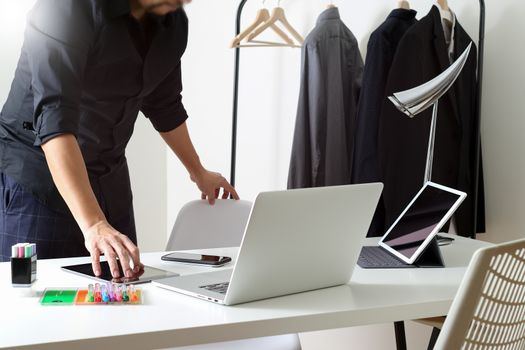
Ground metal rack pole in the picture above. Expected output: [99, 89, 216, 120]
[230, 0, 249, 187]
[471, 0, 485, 239]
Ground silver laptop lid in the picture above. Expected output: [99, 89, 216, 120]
[224, 183, 383, 305]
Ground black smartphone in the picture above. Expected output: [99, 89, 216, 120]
[161, 252, 232, 267]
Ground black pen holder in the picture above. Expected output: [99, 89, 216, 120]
[11, 255, 37, 286]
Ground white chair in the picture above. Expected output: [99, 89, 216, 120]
[166, 199, 302, 350]
[167, 199, 252, 250]
[434, 238, 525, 350]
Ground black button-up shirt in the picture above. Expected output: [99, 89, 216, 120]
[0, 0, 188, 220]
[288, 8, 363, 189]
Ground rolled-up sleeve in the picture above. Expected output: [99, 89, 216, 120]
[27, 0, 95, 146]
[141, 61, 189, 132]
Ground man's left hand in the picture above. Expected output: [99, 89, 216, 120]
[191, 169, 239, 205]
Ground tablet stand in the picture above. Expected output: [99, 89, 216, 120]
[414, 237, 445, 268]
[358, 237, 445, 269]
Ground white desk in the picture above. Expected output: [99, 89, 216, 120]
[0, 235, 491, 350]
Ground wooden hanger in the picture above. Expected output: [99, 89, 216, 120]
[397, 0, 410, 9]
[245, 6, 304, 47]
[326, 1, 337, 8]
[230, 6, 294, 48]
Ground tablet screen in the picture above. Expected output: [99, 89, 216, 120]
[381, 185, 462, 260]
[62, 261, 178, 284]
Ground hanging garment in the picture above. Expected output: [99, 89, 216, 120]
[351, 9, 417, 236]
[353, 9, 417, 185]
[378, 5, 485, 237]
[288, 7, 363, 189]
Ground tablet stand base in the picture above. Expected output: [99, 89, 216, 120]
[414, 237, 445, 268]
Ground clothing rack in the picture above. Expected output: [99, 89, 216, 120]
[229, 1, 485, 240]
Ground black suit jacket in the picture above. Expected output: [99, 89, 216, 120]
[352, 9, 417, 236]
[378, 6, 485, 237]
[353, 9, 417, 185]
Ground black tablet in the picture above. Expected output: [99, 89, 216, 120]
[62, 261, 178, 284]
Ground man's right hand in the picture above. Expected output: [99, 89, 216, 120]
[40, 134, 141, 278]
[84, 220, 142, 278]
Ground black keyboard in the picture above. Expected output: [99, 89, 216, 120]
[358, 246, 414, 269]
[199, 282, 230, 294]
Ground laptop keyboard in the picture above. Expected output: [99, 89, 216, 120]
[199, 282, 230, 294]
[199, 248, 410, 292]
[358, 246, 413, 269]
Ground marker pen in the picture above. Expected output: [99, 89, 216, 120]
[29, 243, 36, 257]
[22, 243, 28, 257]
[17, 244, 25, 258]
[121, 285, 129, 302]
[24, 245, 32, 258]
[94, 283, 102, 302]
[87, 284, 95, 302]
[106, 283, 114, 302]
[101, 285, 110, 303]
[129, 285, 138, 302]
[11, 245, 17, 258]
[113, 284, 120, 302]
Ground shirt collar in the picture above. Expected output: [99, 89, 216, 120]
[388, 8, 417, 21]
[435, 4, 456, 60]
[317, 7, 340, 24]
[108, 0, 131, 18]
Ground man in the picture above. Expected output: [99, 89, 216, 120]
[0, 0, 238, 279]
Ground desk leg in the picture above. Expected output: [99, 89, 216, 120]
[394, 321, 407, 350]
[426, 327, 440, 350]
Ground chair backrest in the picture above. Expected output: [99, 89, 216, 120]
[166, 199, 253, 251]
[435, 238, 525, 350]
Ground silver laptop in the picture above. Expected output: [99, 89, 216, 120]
[153, 183, 383, 305]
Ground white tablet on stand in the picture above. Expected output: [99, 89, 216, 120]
[359, 182, 466, 268]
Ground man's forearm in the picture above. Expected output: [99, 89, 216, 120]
[42, 133, 141, 277]
[160, 121, 239, 203]
[41, 134, 106, 232]
[160, 122, 205, 178]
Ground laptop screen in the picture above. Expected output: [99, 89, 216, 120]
[382, 185, 462, 260]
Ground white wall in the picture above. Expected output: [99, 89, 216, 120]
[173, 0, 525, 349]
[0, 3, 32, 100]
[480, 0, 525, 244]
[127, 115, 167, 252]
[0, 1, 166, 253]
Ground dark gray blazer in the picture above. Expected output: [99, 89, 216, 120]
[288, 7, 363, 189]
